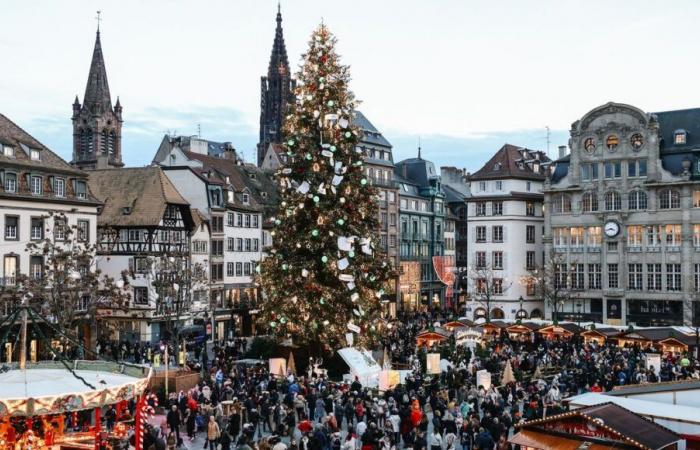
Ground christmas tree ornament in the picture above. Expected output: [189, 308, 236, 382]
[311, 229, 319, 237]
[321, 255, 328, 263]
[337, 218, 345, 225]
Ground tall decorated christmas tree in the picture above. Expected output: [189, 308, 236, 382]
[257, 24, 393, 352]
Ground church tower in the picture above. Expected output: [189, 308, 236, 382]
[72, 26, 123, 170]
[257, 3, 295, 167]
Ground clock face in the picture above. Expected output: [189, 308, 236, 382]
[604, 221, 620, 237]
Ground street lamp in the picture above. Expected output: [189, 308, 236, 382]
[160, 343, 169, 397]
[517, 296, 524, 323]
[576, 301, 582, 328]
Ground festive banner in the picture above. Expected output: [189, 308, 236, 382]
[432, 256, 456, 298]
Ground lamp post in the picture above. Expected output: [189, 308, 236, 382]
[517, 295, 524, 323]
[160, 343, 169, 397]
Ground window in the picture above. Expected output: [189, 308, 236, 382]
[571, 264, 584, 290]
[30, 218, 43, 240]
[244, 263, 251, 276]
[526, 251, 536, 269]
[647, 264, 662, 291]
[130, 287, 149, 306]
[526, 202, 535, 216]
[77, 220, 89, 242]
[645, 225, 661, 246]
[227, 237, 234, 252]
[212, 216, 224, 233]
[475, 203, 486, 216]
[628, 264, 643, 291]
[227, 262, 234, 277]
[390, 214, 397, 227]
[694, 224, 700, 247]
[696, 264, 700, 292]
[211, 263, 223, 281]
[553, 227, 569, 247]
[526, 278, 536, 296]
[30, 176, 42, 195]
[607, 264, 619, 289]
[212, 240, 224, 256]
[588, 264, 601, 289]
[492, 201, 503, 216]
[627, 225, 643, 247]
[53, 178, 65, 197]
[236, 213, 242, 227]
[604, 191, 621, 211]
[607, 241, 618, 252]
[236, 238, 243, 252]
[526, 225, 535, 243]
[604, 161, 622, 179]
[245, 214, 251, 228]
[475, 278, 486, 294]
[475, 226, 486, 243]
[493, 279, 503, 295]
[665, 224, 681, 247]
[54, 219, 65, 241]
[587, 226, 601, 247]
[389, 192, 396, 203]
[193, 240, 208, 253]
[551, 195, 571, 213]
[495, 181, 503, 191]
[2, 145, 15, 157]
[581, 192, 598, 212]
[30, 149, 40, 160]
[4, 173, 16, 193]
[132, 256, 149, 273]
[554, 264, 568, 289]
[390, 235, 396, 248]
[235, 262, 243, 276]
[606, 135, 619, 150]
[526, 181, 532, 191]
[628, 191, 647, 210]
[227, 212, 234, 227]
[400, 199, 407, 209]
[570, 227, 584, 247]
[580, 163, 599, 181]
[492, 251, 503, 270]
[4, 216, 18, 240]
[628, 160, 647, 178]
[694, 190, 700, 208]
[475, 251, 486, 268]
[666, 264, 682, 291]
[658, 189, 680, 209]
[674, 130, 687, 145]
[492, 226, 503, 242]
[242, 193, 250, 204]
[380, 213, 387, 225]
[244, 238, 251, 252]
[75, 181, 87, 199]
[29, 256, 42, 280]
[479, 181, 487, 192]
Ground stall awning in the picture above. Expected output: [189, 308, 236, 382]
[509, 429, 618, 450]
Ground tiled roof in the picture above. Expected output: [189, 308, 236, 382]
[88, 167, 189, 227]
[469, 144, 549, 181]
[654, 107, 700, 153]
[353, 111, 392, 148]
[0, 113, 85, 176]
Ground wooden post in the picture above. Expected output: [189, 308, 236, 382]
[94, 406, 101, 450]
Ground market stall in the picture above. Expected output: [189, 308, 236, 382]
[658, 335, 698, 355]
[443, 320, 473, 331]
[581, 327, 621, 345]
[537, 323, 582, 340]
[505, 322, 541, 341]
[415, 328, 450, 347]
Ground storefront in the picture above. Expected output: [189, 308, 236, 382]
[627, 300, 684, 327]
[399, 261, 421, 311]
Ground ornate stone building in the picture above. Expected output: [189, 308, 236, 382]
[257, 4, 296, 167]
[71, 29, 123, 170]
[545, 102, 700, 326]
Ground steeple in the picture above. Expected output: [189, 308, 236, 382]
[71, 21, 123, 170]
[257, 3, 296, 166]
[83, 30, 113, 114]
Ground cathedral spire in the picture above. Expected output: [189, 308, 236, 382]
[268, 2, 290, 78]
[83, 28, 112, 112]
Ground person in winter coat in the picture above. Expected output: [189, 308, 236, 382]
[474, 428, 495, 450]
[206, 416, 220, 449]
[428, 430, 442, 450]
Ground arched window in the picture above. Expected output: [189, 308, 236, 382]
[101, 130, 108, 154]
[515, 309, 528, 319]
[581, 192, 598, 212]
[530, 309, 542, 319]
[473, 307, 487, 321]
[659, 189, 680, 209]
[80, 129, 88, 157]
[108, 131, 116, 155]
[628, 190, 648, 211]
[551, 194, 572, 213]
[86, 129, 93, 153]
[605, 191, 621, 211]
[490, 308, 505, 320]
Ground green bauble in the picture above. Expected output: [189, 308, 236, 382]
[306, 153, 312, 160]
[328, 100, 335, 107]
[287, 139, 295, 146]
[270, 321, 277, 328]
[313, 196, 320, 203]
[282, 264, 289, 270]
[337, 219, 345, 225]
[312, 229, 319, 237]
[360, 179, 367, 185]
[330, 145, 337, 152]
[345, 132, 352, 138]
[321, 255, 328, 263]
[348, 251, 355, 258]
[280, 317, 287, 324]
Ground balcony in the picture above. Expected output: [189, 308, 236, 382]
[0, 277, 16, 287]
[368, 177, 398, 189]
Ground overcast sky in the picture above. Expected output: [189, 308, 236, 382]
[3, 0, 700, 171]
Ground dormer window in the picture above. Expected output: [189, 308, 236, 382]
[122, 207, 132, 215]
[493, 163, 501, 171]
[674, 129, 687, 145]
[75, 181, 87, 199]
[250, 173, 256, 180]
[30, 149, 40, 161]
[242, 193, 250, 205]
[227, 191, 234, 202]
[2, 145, 15, 157]
[261, 192, 268, 199]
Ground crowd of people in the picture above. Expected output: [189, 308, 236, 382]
[120, 312, 700, 450]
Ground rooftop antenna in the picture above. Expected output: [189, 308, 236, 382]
[417, 136, 422, 159]
[96, 10, 102, 32]
[545, 126, 551, 158]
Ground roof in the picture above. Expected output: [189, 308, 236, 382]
[510, 429, 617, 450]
[520, 402, 680, 450]
[582, 327, 622, 338]
[0, 113, 85, 176]
[469, 144, 550, 181]
[619, 328, 683, 342]
[442, 184, 467, 203]
[608, 379, 700, 397]
[506, 322, 542, 332]
[190, 208, 208, 230]
[465, 192, 543, 202]
[567, 392, 700, 425]
[353, 111, 392, 149]
[416, 328, 451, 339]
[654, 107, 700, 153]
[81, 31, 113, 112]
[88, 167, 189, 227]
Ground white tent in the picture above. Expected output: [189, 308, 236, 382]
[337, 347, 381, 388]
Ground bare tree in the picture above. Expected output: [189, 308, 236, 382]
[467, 264, 512, 322]
[524, 250, 572, 324]
[5, 212, 130, 349]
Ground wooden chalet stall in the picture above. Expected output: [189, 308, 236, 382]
[415, 328, 450, 348]
[509, 402, 681, 450]
[581, 327, 621, 345]
[537, 323, 582, 340]
[505, 322, 541, 340]
[658, 334, 699, 355]
[443, 319, 474, 332]
[481, 320, 508, 340]
[615, 328, 682, 350]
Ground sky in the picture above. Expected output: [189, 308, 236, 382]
[3, 0, 700, 172]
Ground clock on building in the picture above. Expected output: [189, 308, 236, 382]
[604, 221, 620, 238]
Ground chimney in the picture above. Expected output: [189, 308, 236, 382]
[558, 145, 568, 158]
[221, 142, 236, 160]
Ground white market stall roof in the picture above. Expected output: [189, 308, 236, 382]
[0, 361, 151, 417]
[337, 347, 380, 388]
[565, 392, 700, 439]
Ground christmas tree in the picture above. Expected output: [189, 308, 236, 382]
[257, 24, 394, 352]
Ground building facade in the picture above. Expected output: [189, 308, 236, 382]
[71, 29, 123, 170]
[466, 144, 549, 321]
[257, 5, 296, 167]
[441, 167, 471, 309]
[396, 152, 447, 310]
[545, 102, 700, 327]
[0, 113, 101, 315]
